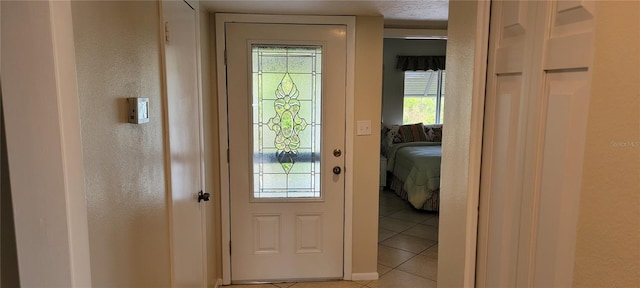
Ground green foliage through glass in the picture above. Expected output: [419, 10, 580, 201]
[402, 70, 445, 125]
[252, 45, 322, 199]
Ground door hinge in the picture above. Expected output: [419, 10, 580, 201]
[164, 21, 170, 43]
[224, 49, 227, 66]
[227, 148, 230, 163]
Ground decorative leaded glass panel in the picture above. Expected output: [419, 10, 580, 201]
[252, 45, 322, 199]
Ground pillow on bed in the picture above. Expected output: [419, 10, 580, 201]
[381, 125, 403, 155]
[399, 123, 428, 142]
[424, 124, 443, 142]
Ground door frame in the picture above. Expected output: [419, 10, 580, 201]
[215, 13, 356, 285]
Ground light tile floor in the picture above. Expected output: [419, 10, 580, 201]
[373, 188, 439, 287]
[227, 189, 439, 288]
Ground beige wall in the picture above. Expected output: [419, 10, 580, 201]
[352, 16, 384, 274]
[439, 0, 488, 286]
[71, 1, 171, 287]
[382, 39, 447, 125]
[573, 1, 640, 286]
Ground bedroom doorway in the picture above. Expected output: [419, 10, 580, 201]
[378, 36, 446, 285]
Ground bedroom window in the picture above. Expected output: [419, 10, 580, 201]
[402, 70, 446, 124]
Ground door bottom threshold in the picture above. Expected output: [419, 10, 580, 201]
[232, 277, 344, 285]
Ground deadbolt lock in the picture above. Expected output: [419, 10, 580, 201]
[333, 148, 342, 157]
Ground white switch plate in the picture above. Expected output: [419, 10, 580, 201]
[356, 120, 372, 136]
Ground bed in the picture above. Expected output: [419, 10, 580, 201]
[382, 123, 443, 212]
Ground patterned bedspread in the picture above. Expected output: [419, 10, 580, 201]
[386, 142, 442, 210]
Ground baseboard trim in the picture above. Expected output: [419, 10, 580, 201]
[213, 278, 223, 288]
[351, 272, 379, 281]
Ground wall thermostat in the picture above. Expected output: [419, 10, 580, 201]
[127, 97, 149, 124]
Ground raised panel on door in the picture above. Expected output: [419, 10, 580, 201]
[530, 1, 595, 287]
[544, 0, 595, 70]
[495, 0, 528, 74]
[477, 1, 537, 287]
[533, 71, 591, 287]
[484, 76, 525, 287]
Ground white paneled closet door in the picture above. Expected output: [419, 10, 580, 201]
[478, 1, 595, 287]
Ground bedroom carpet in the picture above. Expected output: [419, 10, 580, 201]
[227, 189, 439, 288]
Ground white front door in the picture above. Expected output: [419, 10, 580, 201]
[225, 23, 347, 282]
[162, 0, 206, 286]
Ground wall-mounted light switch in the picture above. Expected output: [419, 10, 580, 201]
[356, 120, 372, 136]
[128, 97, 149, 124]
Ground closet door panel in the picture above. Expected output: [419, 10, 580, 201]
[477, 1, 537, 287]
[531, 1, 595, 287]
[479, 1, 596, 287]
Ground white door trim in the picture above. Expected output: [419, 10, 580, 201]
[215, 13, 356, 285]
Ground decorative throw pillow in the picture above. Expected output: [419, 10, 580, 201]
[381, 125, 403, 156]
[399, 123, 428, 142]
[381, 125, 390, 136]
[385, 125, 403, 147]
[380, 126, 390, 155]
[424, 124, 443, 142]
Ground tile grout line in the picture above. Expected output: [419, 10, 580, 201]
[377, 241, 433, 255]
[377, 189, 439, 285]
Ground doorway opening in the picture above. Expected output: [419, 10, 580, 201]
[378, 35, 446, 286]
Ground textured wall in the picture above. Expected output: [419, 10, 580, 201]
[71, 1, 171, 287]
[382, 39, 447, 126]
[439, 0, 486, 287]
[352, 16, 384, 274]
[573, 1, 640, 286]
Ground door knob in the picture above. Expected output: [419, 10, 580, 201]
[198, 191, 211, 202]
[332, 166, 342, 175]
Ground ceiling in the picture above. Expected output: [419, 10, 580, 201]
[200, 1, 449, 29]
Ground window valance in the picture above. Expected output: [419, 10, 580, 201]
[396, 55, 446, 71]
